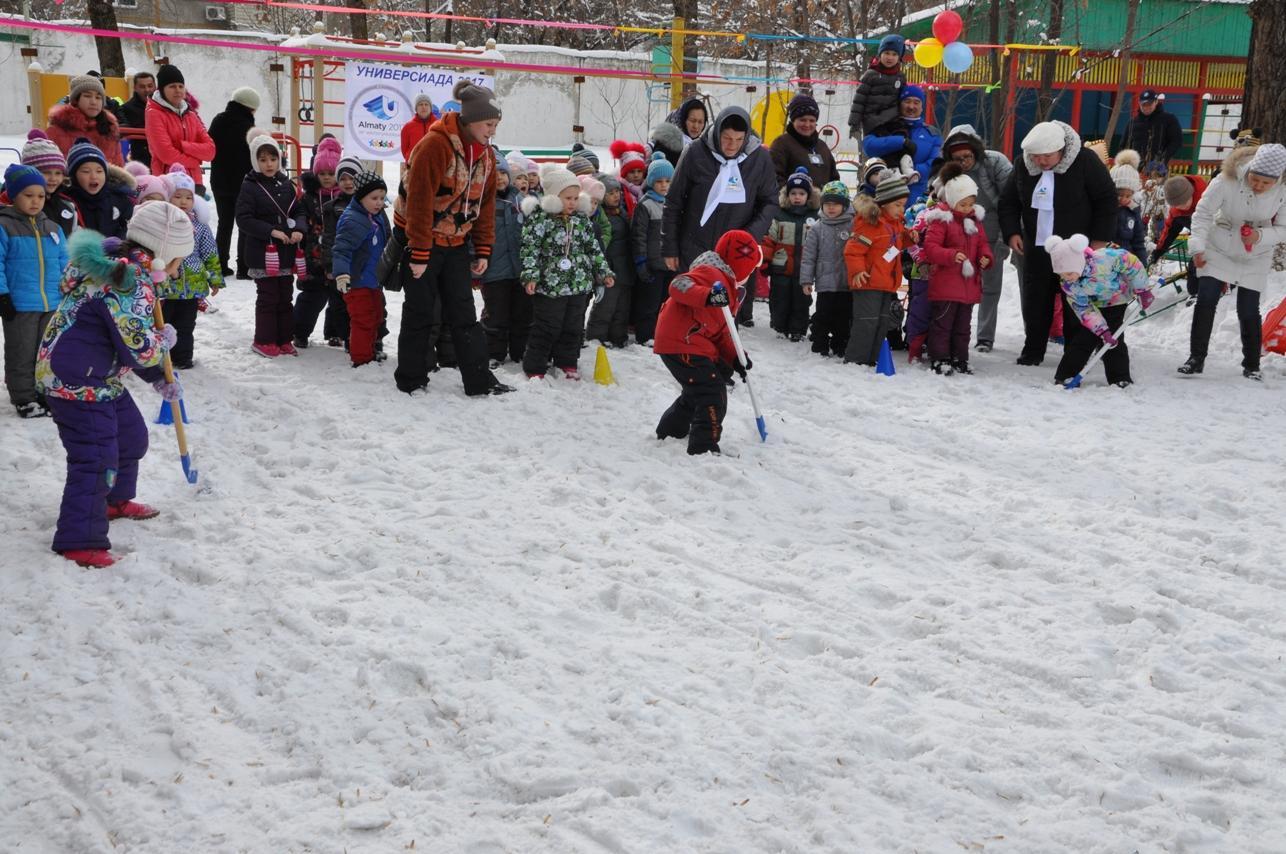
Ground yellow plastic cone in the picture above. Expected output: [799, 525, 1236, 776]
[594, 345, 616, 385]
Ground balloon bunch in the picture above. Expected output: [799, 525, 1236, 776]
[913, 10, 975, 74]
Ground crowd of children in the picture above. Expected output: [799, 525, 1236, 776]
[5, 65, 1285, 567]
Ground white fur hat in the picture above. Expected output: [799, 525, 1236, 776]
[127, 200, 195, 266]
[1045, 233, 1091, 276]
[1021, 121, 1065, 155]
[942, 174, 979, 209]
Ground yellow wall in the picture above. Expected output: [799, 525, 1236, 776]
[32, 73, 130, 127]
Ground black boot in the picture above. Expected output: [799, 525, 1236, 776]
[931, 360, 955, 376]
[1177, 357, 1204, 375]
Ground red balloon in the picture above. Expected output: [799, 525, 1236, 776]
[933, 10, 964, 44]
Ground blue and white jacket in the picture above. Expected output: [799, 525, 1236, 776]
[0, 205, 70, 313]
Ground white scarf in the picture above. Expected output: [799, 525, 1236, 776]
[700, 148, 748, 227]
[1032, 170, 1055, 248]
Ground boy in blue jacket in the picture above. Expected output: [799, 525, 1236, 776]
[333, 171, 391, 368]
[1, 164, 71, 418]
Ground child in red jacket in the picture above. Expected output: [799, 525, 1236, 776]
[920, 167, 993, 374]
[653, 230, 762, 456]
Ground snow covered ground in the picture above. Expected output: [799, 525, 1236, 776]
[4, 171, 1286, 851]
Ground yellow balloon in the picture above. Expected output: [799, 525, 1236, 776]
[914, 37, 944, 69]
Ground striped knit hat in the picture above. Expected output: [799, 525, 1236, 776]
[873, 170, 909, 205]
[67, 137, 107, 174]
[21, 129, 67, 173]
[336, 155, 363, 180]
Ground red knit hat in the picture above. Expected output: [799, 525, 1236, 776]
[610, 140, 648, 178]
[715, 230, 762, 284]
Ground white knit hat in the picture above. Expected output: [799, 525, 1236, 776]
[1021, 122, 1066, 155]
[540, 165, 579, 200]
[942, 174, 979, 208]
[246, 127, 280, 170]
[1248, 143, 1286, 179]
[1045, 234, 1090, 276]
[127, 200, 195, 265]
[1110, 163, 1142, 193]
[232, 87, 261, 111]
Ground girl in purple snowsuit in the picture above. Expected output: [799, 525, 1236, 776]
[35, 202, 193, 568]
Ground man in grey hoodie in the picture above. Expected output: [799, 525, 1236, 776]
[942, 124, 1017, 352]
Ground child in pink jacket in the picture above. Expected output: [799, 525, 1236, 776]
[920, 167, 993, 374]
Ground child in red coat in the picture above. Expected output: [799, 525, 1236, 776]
[653, 230, 762, 456]
[920, 168, 993, 374]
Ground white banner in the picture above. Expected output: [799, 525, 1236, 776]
[343, 61, 494, 161]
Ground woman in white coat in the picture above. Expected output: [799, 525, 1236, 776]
[1179, 143, 1286, 380]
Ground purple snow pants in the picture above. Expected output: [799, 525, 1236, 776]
[47, 392, 149, 553]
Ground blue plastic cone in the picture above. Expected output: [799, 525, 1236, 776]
[876, 338, 896, 376]
[156, 398, 190, 425]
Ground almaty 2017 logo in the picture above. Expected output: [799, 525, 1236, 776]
[362, 94, 399, 121]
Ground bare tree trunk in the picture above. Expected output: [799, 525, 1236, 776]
[1102, 0, 1141, 151]
[346, 0, 369, 42]
[1035, 0, 1064, 121]
[86, 0, 125, 77]
[794, 0, 811, 87]
[1244, 0, 1286, 143]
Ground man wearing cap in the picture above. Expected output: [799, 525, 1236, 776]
[861, 86, 941, 203]
[400, 94, 437, 165]
[209, 87, 262, 277]
[998, 120, 1117, 366]
[941, 124, 1016, 352]
[661, 106, 780, 326]
[1124, 90, 1183, 167]
[399, 79, 512, 396]
[770, 93, 840, 188]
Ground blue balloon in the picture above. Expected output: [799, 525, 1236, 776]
[943, 41, 974, 74]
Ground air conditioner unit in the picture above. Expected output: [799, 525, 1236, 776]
[205, 5, 228, 21]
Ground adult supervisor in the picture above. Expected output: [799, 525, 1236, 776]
[998, 120, 1117, 367]
[399, 80, 513, 397]
[662, 106, 780, 326]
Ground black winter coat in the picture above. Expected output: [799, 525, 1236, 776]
[662, 107, 780, 268]
[208, 101, 256, 197]
[235, 171, 304, 272]
[998, 122, 1118, 287]
[297, 172, 343, 290]
[602, 205, 636, 288]
[1124, 105, 1183, 165]
[847, 60, 905, 136]
[770, 125, 840, 188]
[120, 93, 151, 167]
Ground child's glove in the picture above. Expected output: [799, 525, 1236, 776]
[152, 374, 182, 402]
[158, 323, 178, 351]
[0, 294, 15, 322]
[335, 274, 351, 294]
[1097, 328, 1119, 348]
[707, 285, 729, 307]
[1139, 289, 1155, 310]
[733, 355, 752, 380]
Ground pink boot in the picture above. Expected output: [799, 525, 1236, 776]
[252, 342, 280, 358]
[107, 500, 159, 521]
[61, 549, 117, 568]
